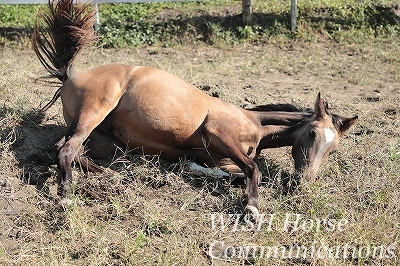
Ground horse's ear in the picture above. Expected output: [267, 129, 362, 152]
[314, 92, 328, 118]
[333, 115, 359, 135]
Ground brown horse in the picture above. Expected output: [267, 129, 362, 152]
[32, 0, 357, 216]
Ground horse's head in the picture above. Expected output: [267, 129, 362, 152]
[291, 93, 358, 180]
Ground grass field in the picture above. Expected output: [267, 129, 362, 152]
[0, 1, 399, 265]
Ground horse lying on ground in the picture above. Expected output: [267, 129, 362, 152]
[32, 0, 358, 217]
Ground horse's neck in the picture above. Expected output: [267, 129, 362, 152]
[257, 125, 299, 149]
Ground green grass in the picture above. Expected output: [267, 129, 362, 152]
[0, 0, 399, 47]
[0, 4, 45, 27]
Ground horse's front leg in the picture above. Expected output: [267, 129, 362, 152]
[204, 122, 261, 219]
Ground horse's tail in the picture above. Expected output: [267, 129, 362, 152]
[32, 0, 97, 111]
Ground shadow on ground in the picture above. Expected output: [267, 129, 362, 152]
[0, 107, 64, 200]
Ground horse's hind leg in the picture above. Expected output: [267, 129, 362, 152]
[56, 111, 117, 202]
[218, 159, 245, 179]
[73, 128, 125, 174]
[56, 122, 87, 201]
[85, 128, 124, 159]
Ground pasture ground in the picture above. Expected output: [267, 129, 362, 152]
[0, 10, 400, 266]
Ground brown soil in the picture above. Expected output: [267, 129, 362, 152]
[0, 38, 399, 265]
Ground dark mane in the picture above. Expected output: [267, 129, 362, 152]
[247, 103, 314, 114]
[249, 103, 351, 132]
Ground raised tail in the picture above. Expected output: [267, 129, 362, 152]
[32, 0, 97, 111]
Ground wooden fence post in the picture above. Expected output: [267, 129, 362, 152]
[242, 0, 253, 25]
[291, 0, 297, 32]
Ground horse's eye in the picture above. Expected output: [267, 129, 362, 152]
[309, 130, 316, 139]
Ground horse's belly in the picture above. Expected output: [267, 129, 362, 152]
[108, 101, 207, 157]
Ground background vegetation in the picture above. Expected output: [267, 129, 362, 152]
[0, 0, 399, 47]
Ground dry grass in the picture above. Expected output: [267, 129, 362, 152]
[0, 35, 399, 266]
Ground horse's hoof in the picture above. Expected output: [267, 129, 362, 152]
[59, 197, 73, 208]
[245, 205, 260, 222]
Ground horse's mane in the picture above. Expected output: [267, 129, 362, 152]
[247, 103, 314, 114]
[249, 103, 352, 133]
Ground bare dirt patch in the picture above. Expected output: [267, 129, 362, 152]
[0, 38, 399, 265]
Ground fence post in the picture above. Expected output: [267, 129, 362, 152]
[242, 0, 253, 25]
[291, 0, 297, 32]
[94, 2, 100, 31]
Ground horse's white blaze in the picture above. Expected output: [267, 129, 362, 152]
[324, 128, 335, 144]
[185, 162, 230, 178]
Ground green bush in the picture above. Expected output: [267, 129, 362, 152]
[0, 0, 399, 47]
